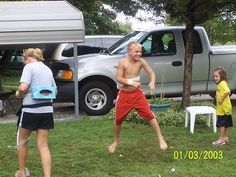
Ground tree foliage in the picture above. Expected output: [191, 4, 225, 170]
[67, 0, 131, 34]
[165, 9, 236, 45]
[202, 14, 236, 45]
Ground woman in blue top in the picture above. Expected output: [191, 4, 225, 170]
[15, 48, 56, 177]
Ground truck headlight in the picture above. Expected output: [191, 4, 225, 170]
[56, 70, 73, 80]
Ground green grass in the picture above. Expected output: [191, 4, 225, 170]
[1, 109, 236, 177]
[2, 75, 20, 86]
[1, 73, 20, 91]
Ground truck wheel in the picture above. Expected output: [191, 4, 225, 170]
[80, 81, 114, 115]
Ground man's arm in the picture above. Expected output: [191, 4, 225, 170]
[117, 59, 126, 84]
[141, 59, 155, 90]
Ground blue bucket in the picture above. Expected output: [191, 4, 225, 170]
[150, 103, 171, 112]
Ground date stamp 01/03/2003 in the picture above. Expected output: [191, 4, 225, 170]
[173, 150, 224, 160]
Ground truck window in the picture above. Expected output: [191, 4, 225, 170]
[141, 31, 176, 56]
[182, 30, 203, 54]
[109, 31, 146, 55]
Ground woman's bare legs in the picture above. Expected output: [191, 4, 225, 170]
[16, 128, 31, 177]
[225, 128, 229, 142]
[149, 118, 168, 150]
[37, 129, 51, 177]
[212, 127, 227, 145]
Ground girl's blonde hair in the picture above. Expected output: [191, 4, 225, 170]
[23, 48, 44, 61]
[214, 66, 227, 81]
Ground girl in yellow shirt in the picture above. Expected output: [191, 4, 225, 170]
[212, 67, 233, 145]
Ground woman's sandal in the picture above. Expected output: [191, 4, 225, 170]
[212, 139, 225, 145]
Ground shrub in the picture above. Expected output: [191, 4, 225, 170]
[106, 100, 215, 127]
[149, 95, 171, 104]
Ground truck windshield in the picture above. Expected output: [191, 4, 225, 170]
[106, 31, 146, 55]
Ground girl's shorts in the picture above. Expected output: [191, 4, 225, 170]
[216, 115, 233, 128]
[18, 112, 54, 131]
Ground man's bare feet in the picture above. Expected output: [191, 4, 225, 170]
[15, 171, 20, 177]
[159, 139, 168, 150]
[108, 142, 118, 153]
[15, 170, 26, 177]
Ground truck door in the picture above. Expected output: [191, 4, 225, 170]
[140, 31, 184, 96]
[182, 30, 209, 93]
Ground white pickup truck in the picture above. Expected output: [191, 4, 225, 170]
[55, 26, 236, 115]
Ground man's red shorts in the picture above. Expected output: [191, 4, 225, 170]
[115, 88, 155, 124]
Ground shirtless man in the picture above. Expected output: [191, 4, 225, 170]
[108, 42, 168, 153]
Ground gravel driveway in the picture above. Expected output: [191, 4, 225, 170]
[0, 98, 76, 124]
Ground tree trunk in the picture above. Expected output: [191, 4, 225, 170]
[181, 16, 195, 109]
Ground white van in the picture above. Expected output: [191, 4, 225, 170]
[46, 35, 123, 60]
